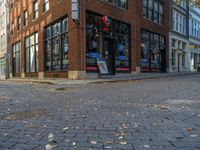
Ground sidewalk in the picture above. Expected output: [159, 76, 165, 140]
[1, 71, 199, 85]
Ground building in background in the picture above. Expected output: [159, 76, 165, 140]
[189, 6, 200, 71]
[169, 0, 190, 72]
[9, 0, 169, 79]
[0, 0, 9, 80]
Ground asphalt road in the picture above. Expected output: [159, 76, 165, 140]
[0, 74, 200, 150]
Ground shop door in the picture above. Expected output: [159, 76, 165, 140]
[13, 58, 16, 77]
[103, 38, 115, 75]
[160, 48, 166, 72]
[178, 54, 181, 72]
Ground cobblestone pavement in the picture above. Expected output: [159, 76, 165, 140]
[0, 74, 200, 150]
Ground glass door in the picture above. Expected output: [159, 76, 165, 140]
[102, 38, 115, 75]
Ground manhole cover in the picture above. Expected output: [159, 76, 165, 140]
[1, 109, 47, 120]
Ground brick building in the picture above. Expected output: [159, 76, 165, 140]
[9, 0, 169, 79]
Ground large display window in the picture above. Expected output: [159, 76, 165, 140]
[141, 29, 165, 72]
[25, 33, 38, 73]
[44, 17, 68, 72]
[86, 11, 131, 73]
[12, 42, 21, 75]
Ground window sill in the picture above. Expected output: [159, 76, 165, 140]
[42, 10, 49, 16]
[32, 18, 39, 22]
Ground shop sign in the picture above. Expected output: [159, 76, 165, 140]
[71, 0, 79, 21]
[97, 59, 109, 75]
[188, 44, 195, 50]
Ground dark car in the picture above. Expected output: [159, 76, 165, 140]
[197, 63, 200, 72]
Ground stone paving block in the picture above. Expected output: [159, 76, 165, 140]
[0, 75, 200, 150]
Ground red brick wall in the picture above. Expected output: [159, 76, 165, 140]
[9, 0, 72, 78]
[9, 0, 170, 78]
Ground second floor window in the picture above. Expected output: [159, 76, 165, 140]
[143, 0, 164, 25]
[173, 10, 186, 35]
[17, 16, 21, 31]
[106, 0, 128, 10]
[11, 22, 14, 35]
[10, 0, 14, 9]
[33, 0, 38, 19]
[43, 0, 49, 12]
[0, 34, 5, 49]
[24, 10, 28, 26]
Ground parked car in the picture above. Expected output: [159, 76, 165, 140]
[197, 63, 200, 72]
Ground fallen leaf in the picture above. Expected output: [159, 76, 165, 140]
[104, 146, 112, 149]
[91, 141, 97, 144]
[63, 127, 69, 132]
[176, 137, 184, 140]
[72, 142, 77, 146]
[105, 140, 113, 144]
[45, 144, 53, 150]
[187, 128, 194, 132]
[144, 145, 150, 148]
[30, 124, 38, 128]
[48, 133, 54, 139]
[119, 141, 127, 145]
[190, 135, 198, 138]
[65, 139, 70, 142]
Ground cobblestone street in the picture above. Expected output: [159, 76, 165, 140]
[0, 74, 200, 150]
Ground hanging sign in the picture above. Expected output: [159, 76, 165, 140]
[71, 0, 79, 21]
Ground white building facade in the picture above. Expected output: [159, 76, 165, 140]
[169, 0, 190, 72]
[0, 0, 9, 79]
[189, 7, 200, 71]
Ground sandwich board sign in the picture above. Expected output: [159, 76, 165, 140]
[97, 59, 109, 75]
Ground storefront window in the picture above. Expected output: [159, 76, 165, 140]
[150, 44, 160, 67]
[141, 42, 149, 67]
[44, 17, 68, 71]
[86, 12, 130, 72]
[141, 29, 165, 70]
[25, 33, 38, 73]
[13, 42, 21, 74]
[116, 36, 129, 68]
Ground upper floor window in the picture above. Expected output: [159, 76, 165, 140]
[11, 22, 14, 35]
[17, 16, 21, 31]
[0, 14, 5, 28]
[33, 0, 38, 20]
[10, 0, 14, 9]
[173, 10, 186, 35]
[143, 0, 164, 25]
[106, 0, 128, 10]
[173, 0, 187, 9]
[24, 10, 28, 26]
[0, 34, 5, 49]
[43, 0, 49, 12]
[191, 18, 200, 39]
